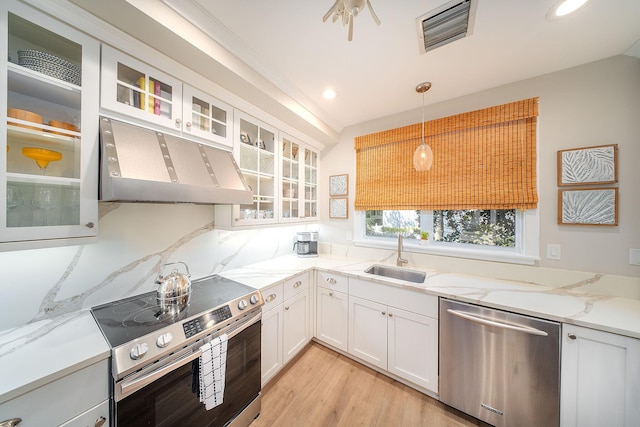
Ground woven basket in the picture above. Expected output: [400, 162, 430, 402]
[17, 49, 81, 86]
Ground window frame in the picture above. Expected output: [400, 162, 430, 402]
[354, 208, 539, 265]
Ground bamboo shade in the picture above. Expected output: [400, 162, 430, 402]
[354, 97, 539, 211]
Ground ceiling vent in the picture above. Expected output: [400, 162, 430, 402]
[416, 0, 477, 54]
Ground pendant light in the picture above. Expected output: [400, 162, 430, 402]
[413, 82, 433, 171]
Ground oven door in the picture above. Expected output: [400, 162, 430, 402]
[115, 313, 261, 426]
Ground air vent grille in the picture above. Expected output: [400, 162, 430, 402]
[416, 0, 476, 54]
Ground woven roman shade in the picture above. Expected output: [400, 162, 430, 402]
[354, 97, 539, 211]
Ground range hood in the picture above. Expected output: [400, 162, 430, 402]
[99, 116, 253, 204]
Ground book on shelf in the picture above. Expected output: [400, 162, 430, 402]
[154, 81, 161, 115]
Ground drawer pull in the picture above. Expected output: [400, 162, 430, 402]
[0, 419, 22, 427]
[568, 333, 577, 340]
[265, 294, 277, 303]
[293, 281, 302, 288]
[327, 278, 337, 285]
[95, 416, 107, 427]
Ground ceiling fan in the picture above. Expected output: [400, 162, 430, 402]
[323, 0, 381, 41]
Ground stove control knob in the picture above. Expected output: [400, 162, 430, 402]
[250, 294, 259, 305]
[130, 343, 148, 360]
[156, 332, 173, 348]
[238, 299, 248, 310]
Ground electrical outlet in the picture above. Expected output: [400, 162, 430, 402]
[630, 249, 640, 266]
[546, 244, 561, 260]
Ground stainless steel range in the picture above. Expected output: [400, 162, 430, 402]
[91, 274, 264, 426]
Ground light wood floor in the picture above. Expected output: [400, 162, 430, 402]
[252, 342, 489, 427]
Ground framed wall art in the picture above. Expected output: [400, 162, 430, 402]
[329, 174, 348, 196]
[329, 198, 348, 219]
[558, 188, 618, 226]
[557, 144, 618, 186]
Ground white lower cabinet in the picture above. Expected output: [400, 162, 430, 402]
[561, 324, 640, 427]
[261, 302, 283, 386]
[341, 277, 439, 394]
[0, 359, 109, 427]
[282, 276, 311, 364]
[260, 272, 311, 386]
[316, 286, 348, 352]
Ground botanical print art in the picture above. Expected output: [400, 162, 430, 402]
[559, 188, 618, 226]
[558, 144, 617, 186]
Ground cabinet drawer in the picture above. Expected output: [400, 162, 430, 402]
[283, 272, 309, 300]
[317, 270, 349, 293]
[0, 359, 108, 427]
[349, 278, 438, 318]
[261, 283, 284, 310]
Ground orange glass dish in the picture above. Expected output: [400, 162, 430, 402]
[22, 147, 62, 169]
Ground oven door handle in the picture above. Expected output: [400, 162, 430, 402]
[119, 311, 262, 399]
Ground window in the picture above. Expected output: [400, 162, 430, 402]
[365, 209, 516, 247]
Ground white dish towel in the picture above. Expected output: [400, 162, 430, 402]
[199, 334, 228, 410]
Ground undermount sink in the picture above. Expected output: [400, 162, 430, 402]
[364, 264, 426, 284]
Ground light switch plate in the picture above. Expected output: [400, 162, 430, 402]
[546, 244, 561, 260]
[630, 249, 640, 266]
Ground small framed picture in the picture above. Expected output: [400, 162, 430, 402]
[329, 174, 348, 196]
[558, 188, 618, 226]
[557, 144, 618, 186]
[329, 198, 348, 219]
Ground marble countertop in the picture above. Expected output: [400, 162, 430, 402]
[0, 310, 110, 405]
[220, 254, 640, 340]
[2, 253, 638, 406]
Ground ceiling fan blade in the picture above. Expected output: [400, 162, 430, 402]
[323, 0, 341, 22]
[348, 15, 354, 41]
[367, 0, 381, 25]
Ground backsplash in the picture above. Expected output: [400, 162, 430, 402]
[0, 203, 309, 332]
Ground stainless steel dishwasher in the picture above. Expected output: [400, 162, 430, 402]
[439, 298, 561, 427]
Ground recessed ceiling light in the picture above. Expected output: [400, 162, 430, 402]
[322, 88, 337, 100]
[546, 0, 589, 21]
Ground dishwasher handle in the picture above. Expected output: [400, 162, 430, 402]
[446, 309, 549, 336]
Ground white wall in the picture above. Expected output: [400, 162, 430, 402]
[319, 55, 640, 278]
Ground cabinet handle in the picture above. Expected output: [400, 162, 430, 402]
[0, 419, 22, 427]
[285, 306, 290, 311]
[381, 311, 386, 316]
[265, 294, 277, 303]
[568, 333, 577, 340]
[388, 313, 393, 317]
[95, 416, 107, 427]
[85, 222, 95, 229]
[329, 292, 334, 297]
[294, 281, 302, 288]
[327, 278, 337, 285]
[175, 118, 182, 125]
[185, 122, 192, 129]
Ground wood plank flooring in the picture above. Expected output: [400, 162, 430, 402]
[251, 342, 489, 427]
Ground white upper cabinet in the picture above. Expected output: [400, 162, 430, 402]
[1, 0, 99, 250]
[280, 134, 318, 222]
[100, 45, 233, 148]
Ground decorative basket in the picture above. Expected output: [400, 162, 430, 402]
[17, 49, 81, 86]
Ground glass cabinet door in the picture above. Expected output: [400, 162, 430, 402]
[2, 5, 99, 244]
[101, 45, 182, 131]
[303, 148, 318, 219]
[182, 85, 233, 148]
[281, 137, 300, 220]
[236, 115, 276, 223]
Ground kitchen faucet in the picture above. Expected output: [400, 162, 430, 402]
[397, 235, 408, 267]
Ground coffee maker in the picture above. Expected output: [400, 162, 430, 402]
[293, 232, 318, 257]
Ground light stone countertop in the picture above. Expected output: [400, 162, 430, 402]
[220, 254, 640, 340]
[0, 310, 110, 405]
[2, 253, 638, 407]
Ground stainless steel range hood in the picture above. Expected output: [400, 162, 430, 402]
[99, 117, 252, 204]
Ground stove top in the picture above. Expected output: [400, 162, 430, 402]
[91, 275, 261, 358]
